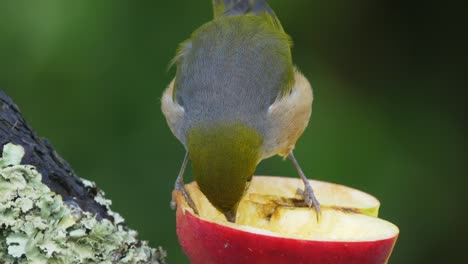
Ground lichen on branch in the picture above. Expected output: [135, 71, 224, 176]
[0, 143, 166, 263]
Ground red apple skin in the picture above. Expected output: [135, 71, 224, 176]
[176, 208, 397, 264]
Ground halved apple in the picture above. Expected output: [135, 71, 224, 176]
[174, 176, 399, 264]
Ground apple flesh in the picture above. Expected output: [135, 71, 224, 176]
[174, 176, 399, 264]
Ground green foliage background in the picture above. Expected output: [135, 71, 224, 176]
[0, 1, 465, 263]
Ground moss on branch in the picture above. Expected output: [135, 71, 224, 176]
[0, 143, 166, 263]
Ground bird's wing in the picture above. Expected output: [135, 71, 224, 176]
[161, 79, 186, 145]
[263, 70, 313, 158]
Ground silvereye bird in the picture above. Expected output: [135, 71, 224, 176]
[162, 0, 320, 222]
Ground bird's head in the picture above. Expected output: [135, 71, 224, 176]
[187, 123, 263, 222]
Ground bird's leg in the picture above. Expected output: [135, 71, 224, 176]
[170, 151, 199, 215]
[288, 151, 321, 220]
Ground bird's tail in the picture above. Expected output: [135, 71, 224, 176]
[212, 0, 276, 18]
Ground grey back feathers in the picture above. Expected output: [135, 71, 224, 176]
[173, 15, 293, 137]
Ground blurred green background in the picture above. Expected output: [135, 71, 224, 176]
[0, 0, 465, 263]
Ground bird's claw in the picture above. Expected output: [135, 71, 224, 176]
[296, 186, 321, 221]
[171, 184, 199, 215]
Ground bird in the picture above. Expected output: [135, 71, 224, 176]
[162, 0, 320, 223]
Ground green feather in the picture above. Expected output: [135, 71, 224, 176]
[187, 123, 263, 213]
[212, 0, 228, 18]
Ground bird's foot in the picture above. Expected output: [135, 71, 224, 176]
[171, 181, 199, 215]
[296, 185, 321, 221]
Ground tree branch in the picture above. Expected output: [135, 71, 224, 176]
[0, 91, 110, 221]
[0, 91, 165, 263]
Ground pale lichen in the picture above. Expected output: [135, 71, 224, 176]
[0, 143, 166, 263]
